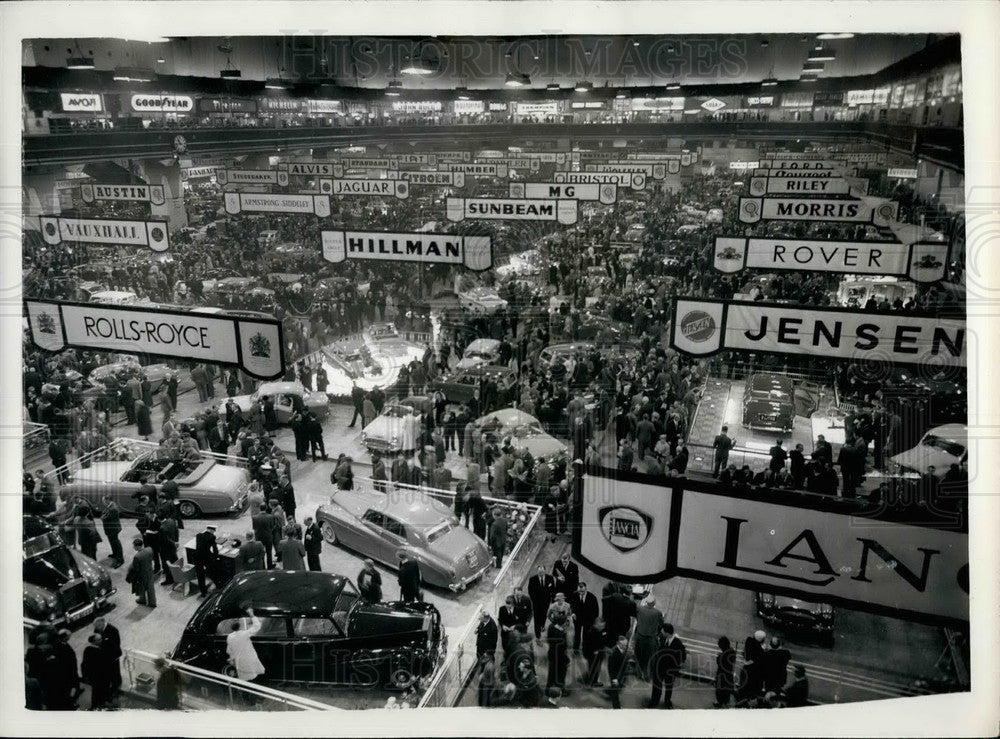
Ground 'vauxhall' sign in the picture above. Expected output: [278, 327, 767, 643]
[321, 230, 492, 271]
[224, 192, 331, 217]
[24, 300, 285, 380]
[713, 236, 949, 283]
[670, 298, 966, 367]
[40, 216, 170, 252]
[510, 182, 617, 204]
[446, 197, 578, 225]
[81, 183, 166, 206]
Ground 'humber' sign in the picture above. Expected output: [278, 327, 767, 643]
[321, 230, 492, 271]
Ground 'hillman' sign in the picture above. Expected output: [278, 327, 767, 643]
[669, 298, 966, 367]
[446, 197, 578, 224]
[223, 192, 331, 216]
[321, 230, 492, 270]
[24, 300, 285, 380]
[39, 216, 170, 252]
[81, 183, 166, 206]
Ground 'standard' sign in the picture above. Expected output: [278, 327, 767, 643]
[224, 192, 331, 216]
[510, 182, 617, 204]
[554, 170, 644, 190]
[713, 236, 949, 283]
[446, 197, 578, 224]
[24, 300, 285, 380]
[81, 183, 166, 206]
[669, 298, 966, 367]
[39, 216, 170, 252]
[217, 169, 289, 186]
[321, 230, 492, 270]
[739, 196, 898, 226]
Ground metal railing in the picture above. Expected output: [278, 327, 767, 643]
[23, 421, 50, 459]
[416, 605, 485, 708]
[122, 649, 337, 711]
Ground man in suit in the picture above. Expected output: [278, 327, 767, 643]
[398, 552, 422, 602]
[602, 583, 637, 642]
[552, 552, 579, 598]
[475, 610, 499, 662]
[235, 531, 266, 572]
[348, 381, 365, 427]
[571, 581, 600, 651]
[769, 439, 788, 473]
[527, 565, 556, 639]
[607, 635, 631, 709]
[510, 586, 532, 629]
[582, 615, 609, 688]
[634, 597, 664, 681]
[303, 516, 323, 571]
[252, 509, 277, 569]
[498, 596, 519, 654]
[712, 426, 736, 477]
[126, 536, 156, 607]
[487, 509, 509, 569]
[100, 495, 124, 567]
[158, 513, 180, 586]
[193, 524, 219, 597]
[93, 617, 122, 700]
[763, 636, 792, 693]
[649, 623, 686, 708]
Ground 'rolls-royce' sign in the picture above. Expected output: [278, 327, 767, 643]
[321, 230, 492, 271]
[669, 298, 966, 367]
[81, 183, 166, 206]
[24, 300, 285, 380]
[446, 197, 578, 224]
[39, 216, 170, 252]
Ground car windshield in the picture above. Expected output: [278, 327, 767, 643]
[466, 350, 492, 359]
[922, 435, 965, 457]
[369, 326, 398, 340]
[510, 422, 543, 438]
[425, 520, 455, 543]
[23, 532, 61, 558]
[383, 405, 414, 418]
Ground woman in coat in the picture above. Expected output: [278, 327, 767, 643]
[262, 396, 279, 434]
[75, 506, 101, 560]
[713, 636, 737, 708]
[135, 400, 153, 439]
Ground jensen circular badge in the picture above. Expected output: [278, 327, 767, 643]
[680, 310, 716, 343]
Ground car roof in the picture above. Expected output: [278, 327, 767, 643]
[339, 488, 452, 526]
[213, 571, 347, 617]
[255, 381, 308, 396]
[479, 408, 541, 427]
[22, 515, 54, 541]
[466, 338, 502, 350]
[748, 373, 793, 391]
[454, 365, 512, 377]
[924, 424, 967, 441]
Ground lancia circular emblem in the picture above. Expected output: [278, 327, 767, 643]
[599, 506, 653, 553]
[679, 310, 716, 343]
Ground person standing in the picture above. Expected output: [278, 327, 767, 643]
[769, 439, 787, 474]
[582, 616, 609, 688]
[714, 636, 737, 708]
[552, 552, 580, 599]
[235, 531, 266, 573]
[634, 597, 664, 681]
[276, 525, 306, 570]
[782, 664, 809, 707]
[487, 509, 509, 569]
[93, 617, 122, 702]
[763, 636, 792, 694]
[348, 382, 365, 428]
[252, 508, 277, 569]
[476, 610, 499, 663]
[511, 586, 533, 630]
[191, 364, 208, 403]
[571, 582, 600, 652]
[158, 512, 180, 586]
[528, 565, 556, 639]
[303, 516, 323, 571]
[80, 633, 114, 710]
[398, 552, 422, 602]
[712, 426, 735, 477]
[226, 607, 265, 695]
[602, 583, 637, 643]
[607, 634, 631, 709]
[153, 656, 183, 710]
[545, 616, 570, 691]
[358, 559, 383, 602]
[135, 400, 153, 440]
[789, 443, 807, 489]
[648, 623, 686, 709]
[193, 524, 219, 597]
[126, 536, 156, 607]
[290, 412, 307, 462]
[743, 629, 767, 698]
[166, 372, 179, 411]
[76, 506, 101, 560]
[306, 411, 328, 462]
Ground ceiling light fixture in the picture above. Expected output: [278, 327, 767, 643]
[808, 46, 836, 62]
[817, 32, 854, 40]
[615, 88, 628, 99]
[799, 76, 818, 83]
[401, 42, 437, 75]
[113, 66, 154, 82]
[665, 82, 681, 91]
[385, 79, 403, 96]
[546, 82, 560, 92]
[265, 77, 291, 90]
[761, 77, 778, 87]
[574, 81, 592, 92]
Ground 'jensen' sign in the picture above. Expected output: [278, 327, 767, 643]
[321, 230, 492, 271]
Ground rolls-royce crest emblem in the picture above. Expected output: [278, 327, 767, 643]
[716, 246, 742, 261]
[249, 332, 271, 358]
[37, 312, 56, 334]
[913, 254, 942, 269]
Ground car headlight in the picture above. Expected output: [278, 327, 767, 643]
[759, 593, 775, 608]
[885, 459, 901, 475]
[819, 604, 833, 619]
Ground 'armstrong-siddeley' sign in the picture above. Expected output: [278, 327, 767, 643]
[739, 196, 898, 226]
[224, 192, 331, 216]
[713, 236, 949, 283]
[400, 171, 466, 187]
[321, 230, 492, 270]
[669, 298, 966, 367]
[39, 216, 170, 252]
[510, 182, 617, 204]
[81, 183, 166, 206]
[446, 197, 578, 224]
[217, 169, 289, 186]
[328, 179, 409, 199]
[24, 300, 285, 380]
[554, 170, 644, 190]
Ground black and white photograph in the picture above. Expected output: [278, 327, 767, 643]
[1, 2, 997, 736]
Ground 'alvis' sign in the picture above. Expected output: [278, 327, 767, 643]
[509, 182, 617, 204]
[446, 197, 578, 224]
[39, 216, 170, 252]
[80, 183, 166, 206]
[713, 236, 949, 283]
[321, 230, 492, 270]
[669, 298, 966, 367]
[24, 300, 285, 380]
[224, 192, 331, 216]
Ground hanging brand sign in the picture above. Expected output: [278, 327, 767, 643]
[24, 300, 285, 380]
[80, 183, 166, 206]
[443, 162, 509, 177]
[758, 160, 843, 171]
[216, 169, 289, 186]
[400, 171, 466, 187]
[284, 162, 337, 177]
[713, 236, 949, 283]
[394, 154, 438, 167]
[669, 298, 966, 367]
[180, 165, 221, 181]
[446, 197, 578, 225]
[554, 170, 644, 190]
[434, 151, 472, 163]
[510, 182, 617, 204]
[749, 176, 856, 196]
[752, 168, 835, 179]
[575, 469, 968, 625]
[130, 94, 194, 112]
[198, 98, 258, 114]
[60, 93, 103, 112]
[39, 216, 169, 252]
[328, 179, 409, 199]
[320, 230, 492, 270]
[586, 162, 666, 180]
[888, 168, 918, 179]
[223, 192, 331, 216]
[738, 197, 899, 226]
[340, 158, 395, 169]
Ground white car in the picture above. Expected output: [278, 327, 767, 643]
[456, 338, 503, 370]
[361, 399, 427, 454]
[220, 381, 330, 424]
[888, 424, 967, 479]
[495, 250, 542, 281]
[458, 286, 509, 315]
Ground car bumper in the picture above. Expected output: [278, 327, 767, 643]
[758, 610, 833, 634]
[229, 492, 249, 514]
[447, 561, 492, 592]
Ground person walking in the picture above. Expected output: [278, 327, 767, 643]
[528, 565, 555, 639]
[303, 516, 323, 571]
[193, 524, 219, 597]
[713, 636, 737, 708]
[582, 616, 609, 688]
[153, 656, 183, 710]
[634, 597, 663, 681]
[398, 552, 422, 602]
[487, 509, 509, 569]
[349, 382, 365, 428]
[126, 536, 156, 607]
[607, 634, 631, 709]
[769, 439, 788, 474]
[251, 508, 277, 569]
[545, 616, 570, 691]
[158, 512, 180, 586]
[475, 610, 499, 663]
[648, 623, 686, 709]
[712, 426, 735, 477]
[571, 582, 600, 652]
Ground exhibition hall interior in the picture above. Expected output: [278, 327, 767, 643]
[17, 30, 971, 714]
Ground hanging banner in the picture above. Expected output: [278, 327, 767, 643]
[394, 153, 438, 167]
[433, 151, 472, 163]
[738, 197, 899, 226]
[321, 230, 492, 270]
[284, 162, 338, 177]
[713, 236, 949, 283]
[129, 94, 194, 113]
[60, 93, 103, 113]
[217, 169, 289, 186]
[80, 183, 166, 206]
[554, 170, 644, 190]
[340, 157, 395, 169]
[888, 168, 918, 179]
[24, 300, 285, 380]
[180, 165, 221, 181]
[446, 197, 578, 225]
[39, 216, 169, 252]
[400, 171, 466, 187]
[223, 192, 331, 216]
[753, 168, 836, 179]
[758, 160, 843, 171]
[586, 162, 666, 180]
[306, 100, 342, 114]
[510, 182, 616, 204]
[442, 162, 509, 177]
[501, 158, 541, 173]
[328, 179, 409, 199]
[258, 98, 306, 114]
[669, 298, 966, 367]
[749, 176, 857, 196]
[198, 98, 258, 114]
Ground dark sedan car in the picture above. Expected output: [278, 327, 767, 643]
[756, 592, 834, 646]
[742, 373, 796, 433]
[172, 571, 445, 690]
[432, 365, 517, 406]
[23, 515, 115, 629]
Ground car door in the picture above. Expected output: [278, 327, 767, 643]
[274, 394, 295, 424]
[288, 615, 347, 684]
[379, 515, 409, 567]
[359, 510, 391, 563]
[215, 615, 291, 681]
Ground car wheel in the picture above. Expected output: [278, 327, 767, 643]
[222, 663, 238, 679]
[321, 522, 338, 545]
[388, 662, 416, 690]
[178, 500, 201, 518]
